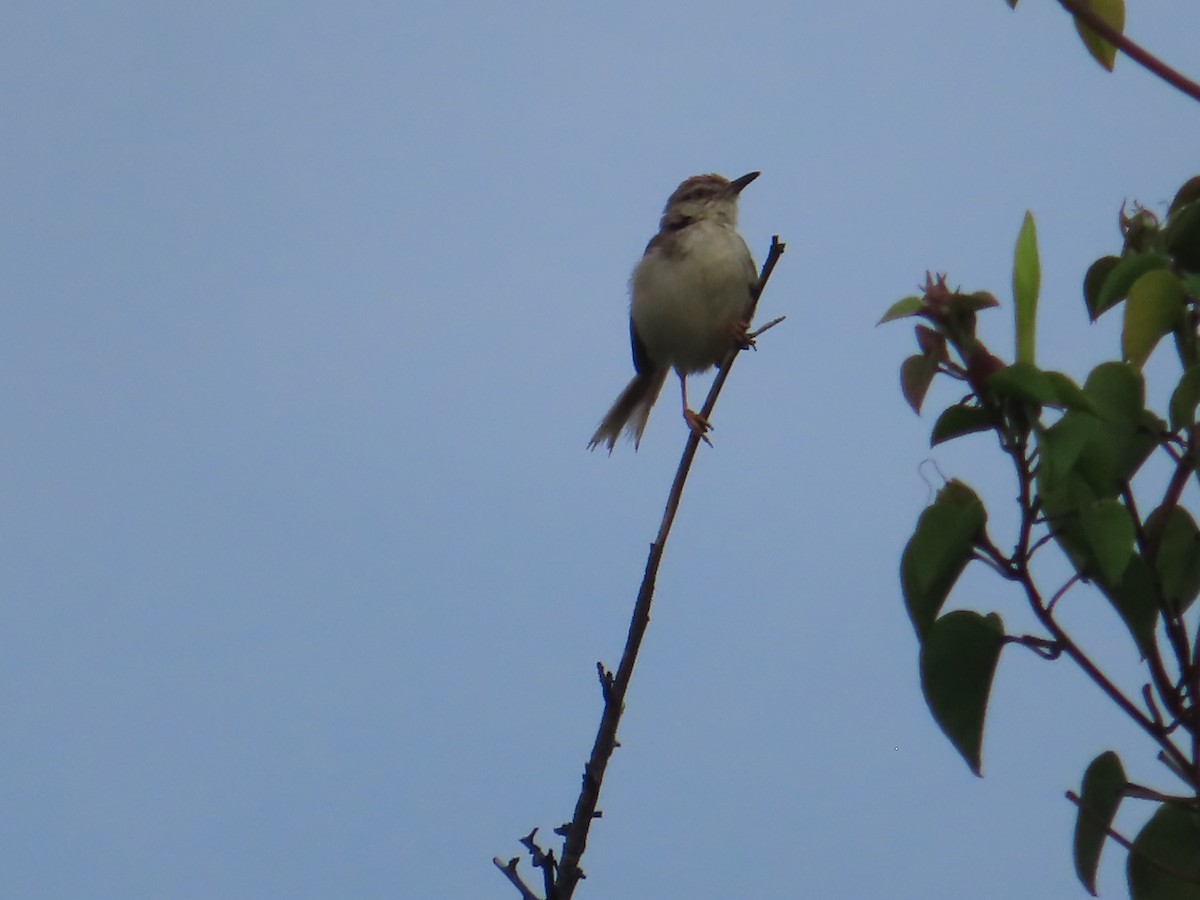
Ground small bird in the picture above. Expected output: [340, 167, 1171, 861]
[589, 171, 760, 451]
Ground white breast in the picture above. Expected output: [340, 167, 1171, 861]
[629, 221, 756, 373]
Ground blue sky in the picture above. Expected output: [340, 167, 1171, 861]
[3, 2, 1199, 897]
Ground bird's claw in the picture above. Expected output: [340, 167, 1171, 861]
[730, 320, 755, 351]
[684, 408, 714, 446]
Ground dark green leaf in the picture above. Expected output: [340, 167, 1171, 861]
[1084, 362, 1145, 423]
[1095, 253, 1171, 317]
[1129, 804, 1200, 900]
[1013, 211, 1040, 365]
[901, 354, 937, 414]
[1072, 0, 1125, 71]
[990, 362, 1056, 406]
[920, 611, 1004, 777]
[989, 363, 1096, 413]
[931, 405, 999, 446]
[1084, 255, 1121, 319]
[901, 481, 987, 640]
[1074, 750, 1127, 896]
[1169, 366, 1200, 432]
[1039, 471, 1100, 579]
[1123, 270, 1186, 369]
[1169, 176, 1200, 216]
[1080, 498, 1136, 587]
[1045, 371, 1098, 413]
[1149, 506, 1200, 612]
[1164, 200, 1200, 271]
[1102, 555, 1160, 656]
[879, 295, 926, 324]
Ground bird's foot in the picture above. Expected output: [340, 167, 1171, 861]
[684, 408, 714, 446]
[729, 320, 756, 351]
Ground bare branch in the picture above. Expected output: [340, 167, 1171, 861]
[549, 236, 786, 900]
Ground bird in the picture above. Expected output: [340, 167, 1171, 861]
[588, 171, 760, 451]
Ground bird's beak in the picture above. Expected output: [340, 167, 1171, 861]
[730, 171, 760, 194]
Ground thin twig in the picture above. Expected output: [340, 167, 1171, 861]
[550, 236, 786, 900]
[1054, 0, 1200, 104]
[1046, 573, 1079, 614]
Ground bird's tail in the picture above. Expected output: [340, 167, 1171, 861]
[588, 368, 668, 452]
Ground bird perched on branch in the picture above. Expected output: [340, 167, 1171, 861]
[589, 171, 759, 451]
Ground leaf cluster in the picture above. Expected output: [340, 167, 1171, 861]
[883, 175, 1200, 898]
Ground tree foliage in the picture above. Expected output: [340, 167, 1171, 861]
[883, 174, 1200, 898]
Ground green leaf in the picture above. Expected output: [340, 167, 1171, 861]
[1170, 176, 1200, 215]
[1123, 269, 1186, 369]
[1074, 750, 1127, 896]
[1149, 506, 1200, 612]
[1102, 555, 1160, 656]
[990, 362, 1056, 406]
[1013, 211, 1040, 365]
[989, 363, 1096, 413]
[1095, 253, 1172, 318]
[931, 404, 999, 446]
[1085, 361, 1145, 423]
[901, 354, 937, 414]
[879, 295, 926, 324]
[1045, 371, 1099, 413]
[1129, 804, 1200, 900]
[920, 611, 1004, 777]
[1080, 498, 1136, 587]
[1084, 255, 1121, 319]
[1170, 366, 1200, 432]
[1072, 0, 1125, 72]
[901, 481, 987, 640]
[1164, 200, 1200, 272]
[1183, 272, 1200, 301]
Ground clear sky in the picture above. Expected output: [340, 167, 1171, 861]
[3, 2, 1199, 897]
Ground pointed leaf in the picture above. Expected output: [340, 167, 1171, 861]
[1095, 252, 1171, 318]
[1129, 804, 1200, 900]
[931, 404, 999, 446]
[1170, 366, 1200, 432]
[961, 291, 1001, 312]
[1102, 555, 1160, 656]
[1164, 200, 1200, 271]
[901, 354, 937, 414]
[1013, 211, 1040, 365]
[901, 481, 986, 640]
[1045, 371, 1098, 413]
[1169, 176, 1200, 216]
[1085, 361, 1144, 423]
[920, 611, 1004, 777]
[1149, 506, 1200, 612]
[1081, 498, 1136, 588]
[1074, 750, 1127, 896]
[1072, 0, 1125, 71]
[879, 295, 926, 324]
[990, 362, 1056, 406]
[1123, 269, 1185, 369]
[1084, 255, 1121, 319]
